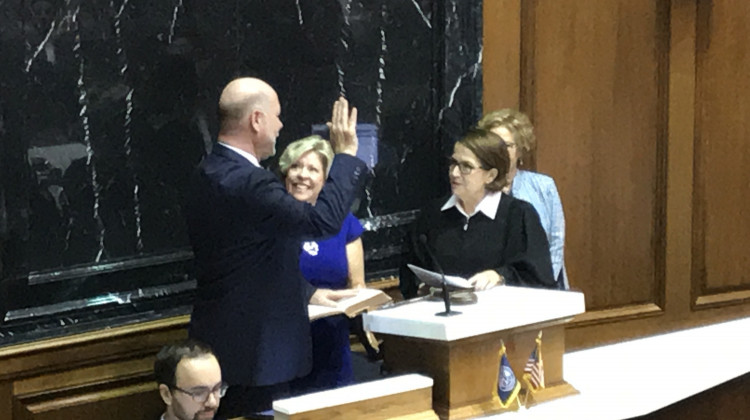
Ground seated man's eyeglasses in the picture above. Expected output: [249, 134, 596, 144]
[171, 381, 229, 403]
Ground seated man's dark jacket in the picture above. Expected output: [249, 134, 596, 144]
[185, 144, 365, 387]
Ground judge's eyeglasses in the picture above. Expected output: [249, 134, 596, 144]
[447, 157, 485, 175]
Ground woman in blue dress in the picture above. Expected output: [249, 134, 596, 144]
[478, 109, 569, 289]
[279, 135, 365, 392]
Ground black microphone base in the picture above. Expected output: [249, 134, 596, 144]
[426, 289, 478, 305]
[435, 310, 462, 317]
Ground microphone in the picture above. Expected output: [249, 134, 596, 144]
[419, 234, 461, 317]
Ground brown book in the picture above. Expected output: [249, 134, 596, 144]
[308, 288, 392, 321]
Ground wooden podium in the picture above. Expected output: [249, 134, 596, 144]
[363, 286, 585, 419]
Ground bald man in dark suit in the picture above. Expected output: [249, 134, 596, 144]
[185, 77, 365, 418]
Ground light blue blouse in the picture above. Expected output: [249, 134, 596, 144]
[510, 170, 568, 289]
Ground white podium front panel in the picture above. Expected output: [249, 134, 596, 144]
[273, 374, 434, 415]
[363, 286, 585, 341]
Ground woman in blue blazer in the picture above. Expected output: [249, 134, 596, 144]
[478, 109, 569, 290]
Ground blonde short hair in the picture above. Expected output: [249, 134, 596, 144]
[278, 135, 335, 178]
[477, 109, 536, 159]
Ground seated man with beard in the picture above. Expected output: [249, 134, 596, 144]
[154, 339, 226, 420]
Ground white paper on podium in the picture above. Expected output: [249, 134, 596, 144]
[406, 264, 474, 289]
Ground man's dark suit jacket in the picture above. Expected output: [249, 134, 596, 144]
[185, 144, 365, 387]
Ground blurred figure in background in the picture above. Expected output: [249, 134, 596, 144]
[477, 109, 568, 290]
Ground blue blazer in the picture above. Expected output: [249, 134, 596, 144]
[510, 170, 568, 289]
[185, 144, 365, 387]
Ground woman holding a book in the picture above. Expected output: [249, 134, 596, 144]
[399, 128, 557, 299]
[279, 135, 365, 392]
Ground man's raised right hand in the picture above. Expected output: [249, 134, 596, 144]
[328, 97, 358, 156]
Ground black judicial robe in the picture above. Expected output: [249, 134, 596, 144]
[185, 145, 365, 387]
[400, 193, 556, 299]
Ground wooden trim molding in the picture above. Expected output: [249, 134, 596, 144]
[666, 0, 697, 318]
[368, 276, 400, 291]
[694, 289, 750, 309]
[571, 303, 664, 327]
[0, 315, 189, 361]
[690, 0, 710, 316]
[690, 0, 750, 309]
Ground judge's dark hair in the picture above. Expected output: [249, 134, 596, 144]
[457, 128, 510, 192]
[154, 339, 216, 387]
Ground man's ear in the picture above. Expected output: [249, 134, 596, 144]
[248, 109, 264, 133]
[159, 384, 173, 406]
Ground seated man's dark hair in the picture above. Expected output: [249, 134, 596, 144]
[154, 339, 216, 387]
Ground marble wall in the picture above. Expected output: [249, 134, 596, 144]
[0, 0, 482, 344]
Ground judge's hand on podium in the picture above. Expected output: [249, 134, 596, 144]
[310, 288, 358, 307]
[468, 270, 504, 291]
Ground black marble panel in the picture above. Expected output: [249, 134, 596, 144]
[0, 0, 483, 346]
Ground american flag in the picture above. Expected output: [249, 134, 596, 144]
[523, 340, 545, 391]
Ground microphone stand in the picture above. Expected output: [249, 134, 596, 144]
[419, 235, 461, 317]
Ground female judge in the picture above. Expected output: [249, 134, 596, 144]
[400, 128, 556, 299]
[279, 135, 365, 391]
[477, 109, 568, 289]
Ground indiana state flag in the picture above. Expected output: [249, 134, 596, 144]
[495, 341, 520, 408]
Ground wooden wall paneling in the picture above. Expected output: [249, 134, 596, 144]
[18, 382, 162, 420]
[663, 0, 697, 321]
[0, 315, 189, 420]
[558, 0, 750, 348]
[693, 0, 750, 309]
[525, 0, 668, 318]
[571, 0, 744, 336]
[482, 0, 521, 112]
[483, 0, 750, 350]
[0, 381, 14, 419]
[13, 356, 154, 397]
[518, 0, 538, 170]
[0, 316, 189, 381]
